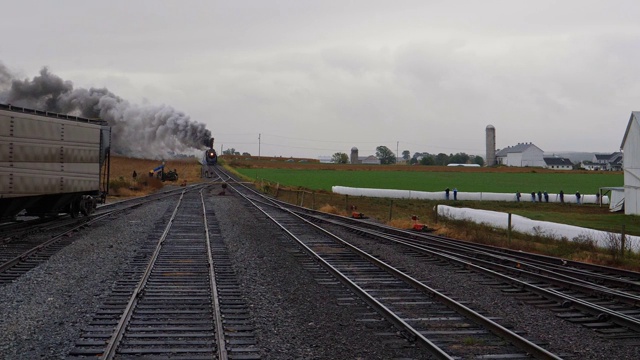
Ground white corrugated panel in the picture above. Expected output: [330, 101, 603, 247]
[0, 110, 103, 198]
[623, 114, 640, 214]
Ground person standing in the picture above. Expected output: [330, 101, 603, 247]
[576, 191, 581, 205]
[559, 190, 564, 203]
[453, 188, 458, 201]
[543, 191, 549, 203]
[516, 191, 521, 202]
[445, 188, 450, 200]
[531, 192, 536, 202]
[537, 191, 542, 202]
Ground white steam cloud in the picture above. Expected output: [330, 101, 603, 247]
[0, 63, 212, 159]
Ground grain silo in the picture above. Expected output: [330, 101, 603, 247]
[486, 125, 496, 166]
[350, 147, 359, 164]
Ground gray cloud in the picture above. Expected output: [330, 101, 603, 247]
[0, 64, 211, 159]
[3, 1, 639, 158]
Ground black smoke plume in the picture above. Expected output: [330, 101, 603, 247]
[0, 63, 212, 159]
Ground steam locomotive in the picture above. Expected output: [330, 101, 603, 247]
[0, 104, 111, 220]
[202, 138, 217, 178]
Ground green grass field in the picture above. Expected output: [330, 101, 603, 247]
[234, 167, 639, 234]
[230, 165, 640, 268]
[235, 168, 623, 194]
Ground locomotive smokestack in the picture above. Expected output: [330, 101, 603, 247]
[210, 137, 215, 149]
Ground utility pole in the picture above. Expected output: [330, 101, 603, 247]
[258, 133, 261, 160]
[396, 141, 399, 164]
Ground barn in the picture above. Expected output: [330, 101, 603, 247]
[620, 111, 640, 215]
[495, 142, 545, 167]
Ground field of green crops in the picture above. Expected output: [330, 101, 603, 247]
[234, 168, 623, 194]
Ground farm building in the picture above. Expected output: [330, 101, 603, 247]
[543, 157, 573, 170]
[495, 142, 545, 167]
[621, 112, 640, 215]
[349, 147, 381, 165]
[360, 155, 381, 164]
[581, 161, 603, 171]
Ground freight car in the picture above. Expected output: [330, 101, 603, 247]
[0, 104, 111, 220]
[202, 137, 217, 178]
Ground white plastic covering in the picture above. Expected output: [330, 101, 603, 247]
[332, 186, 609, 204]
[331, 185, 632, 248]
[437, 205, 638, 249]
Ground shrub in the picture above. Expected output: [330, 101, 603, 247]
[109, 177, 130, 192]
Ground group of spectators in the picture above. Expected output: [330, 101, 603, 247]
[444, 187, 458, 200]
[515, 190, 584, 204]
[444, 187, 594, 204]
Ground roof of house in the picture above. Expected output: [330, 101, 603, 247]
[611, 155, 623, 165]
[595, 152, 623, 163]
[621, 111, 640, 149]
[495, 143, 542, 157]
[543, 157, 573, 166]
[357, 155, 380, 163]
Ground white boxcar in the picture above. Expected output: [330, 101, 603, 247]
[0, 104, 111, 219]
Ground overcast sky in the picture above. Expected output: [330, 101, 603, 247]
[2, 0, 639, 159]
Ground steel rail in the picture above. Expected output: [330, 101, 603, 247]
[200, 189, 228, 360]
[257, 189, 640, 334]
[218, 165, 640, 336]
[280, 204, 562, 359]
[360, 230, 640, 334]
[101, 190, 185, 359]
[246, 192, 640, 294]
[0, 187, 195, 275]
[314, 220, 640, 306]
[420, 231, 640, 281]
[399, 235, 640, 303]
[229, 185, 454, 360]
[223, 175, 562, 360]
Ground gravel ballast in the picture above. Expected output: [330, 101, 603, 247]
[2, 188, 638, 359]
[0, 200, 172, 359]
[0, 193, 431, 359]
[206, 192, 433, 359]
[325, 223, 640, 360]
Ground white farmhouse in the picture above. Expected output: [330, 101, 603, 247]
[543, 157, 573, 170]
[621, 111, 640, 215]
[495, 142, 545, 167]
[593, 152, 623, 171]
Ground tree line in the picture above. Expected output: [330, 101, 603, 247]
[223, 146, 484, 166]
[332, 146, 485, 166]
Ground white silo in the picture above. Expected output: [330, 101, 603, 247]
[486, 125, 496, 166]
[350, 147, 359, 164]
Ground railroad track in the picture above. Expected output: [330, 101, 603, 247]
[217, 168, 561, 359]
[68, 188, 259, 359]
[0, 185, 206, 285]
[285, 207, 640, 338]
[222, 169, 640, 339]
